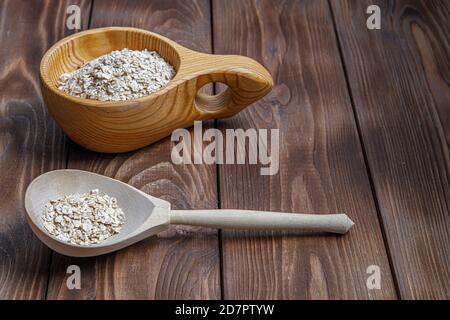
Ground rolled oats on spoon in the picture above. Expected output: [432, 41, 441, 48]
[41, 189, 125, 245]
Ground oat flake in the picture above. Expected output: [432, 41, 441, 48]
[58, 48, 176, 101]
[41, 189, 125, 245]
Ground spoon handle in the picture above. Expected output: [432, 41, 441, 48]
[170, 210, 354, 234]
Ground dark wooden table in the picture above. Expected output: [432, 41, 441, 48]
[0, 0, 448, 299]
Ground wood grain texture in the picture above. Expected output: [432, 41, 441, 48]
[213, 0, 397, 299]
[330, 0, 449, 299]
[407, 0, 449, 176]
[40, 27, 272, 153]
[46, 0, 221, 299]
[0, 0, 91, 299]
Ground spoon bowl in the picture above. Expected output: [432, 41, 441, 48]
[25, 170, 170, 257]
[25, 170, 354, 257]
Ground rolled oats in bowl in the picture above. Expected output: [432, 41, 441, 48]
[41, 189, 125, 245]
[58, 48, 176, 101]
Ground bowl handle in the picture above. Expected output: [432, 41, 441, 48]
[192, 54, 274, 119]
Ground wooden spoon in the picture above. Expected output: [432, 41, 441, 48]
[25, 170, 354, 257]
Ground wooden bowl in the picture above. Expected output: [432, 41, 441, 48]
[40, 27, 273, 153]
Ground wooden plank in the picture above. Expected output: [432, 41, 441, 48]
[0, 0, 91, 299]
[46, 0, 220, 299]
[406, 0, 449, 175]
[406, 1, 450, 147]
[330, 0, 449, 299]
[213, 0, 397, 299]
